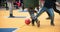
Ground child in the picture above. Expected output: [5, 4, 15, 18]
[35, 0, 55, 26]
[28, 8, 40, 27]
[46, 0, 60, 19]
[23, 0, 40, 27]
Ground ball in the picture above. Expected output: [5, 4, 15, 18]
[25, 18, 31, 25]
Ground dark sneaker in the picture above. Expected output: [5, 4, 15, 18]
[9, 16, 15, 18]
[46, 17, 50, 19]
[51, 23, 55, 26]
[37, 21, 40, 27]
[32, 24, 35, 26]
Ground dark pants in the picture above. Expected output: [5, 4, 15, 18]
[28, 8, 37, 25]
[36, 7, 54, 24]
[47, 3, 60, 18]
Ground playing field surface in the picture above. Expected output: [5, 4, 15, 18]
[0, 9, 60, 32]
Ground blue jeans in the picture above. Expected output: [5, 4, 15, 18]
[36, 7, 54, 24]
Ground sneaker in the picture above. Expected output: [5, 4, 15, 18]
[51, 23, 55, 26]
[46, 17, 50, 19]
[32, 24, 35, 26]
[37, 21, 40, 27]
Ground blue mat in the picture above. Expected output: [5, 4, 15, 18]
[0, 28, 17, 32]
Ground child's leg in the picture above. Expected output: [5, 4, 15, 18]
[28, 8, 35, 26]
[46, 11, 50, 19]
[36, 7, 46, 17]
[7, 2, 14, 17]
[47, 8, 54, 26]
[32, 19, 35, 26]
[35, 18, 40, 27]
